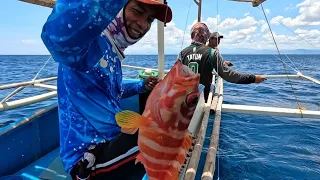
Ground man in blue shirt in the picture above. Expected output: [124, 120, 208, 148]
[41, 0, 172, 179]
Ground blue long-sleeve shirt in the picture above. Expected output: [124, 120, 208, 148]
[41, 0, 147, 173]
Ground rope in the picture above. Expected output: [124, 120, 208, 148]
[216, 0, 219, 77]
[245, 4, 314, 73]
[32, 56, 52, 81]
[284, 54, 300, 72]
[216, 0, 221, 179]
[256, 6, 320, 52]
[272, 55, 299, 73]
[179, 0, 193, 52]
[260, 4, 304, 118]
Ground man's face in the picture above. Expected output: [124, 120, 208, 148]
[209, 37, 221, 48]
[124, 0, 156, 39]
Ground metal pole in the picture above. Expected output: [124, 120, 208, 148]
[157, 0, 165, 79]
[198, 0, 202, 22]
[193, 0, 202, 22]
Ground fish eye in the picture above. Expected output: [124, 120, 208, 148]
[191, 97, 199, 105]
[185, 92, 199, 107]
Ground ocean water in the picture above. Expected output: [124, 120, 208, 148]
[0, 55, 319, 179]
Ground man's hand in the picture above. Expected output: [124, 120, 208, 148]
[144, 76, 160, 91]
[255, 75, 267, 83]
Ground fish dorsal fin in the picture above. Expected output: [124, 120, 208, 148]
[115, 110, 150, 129]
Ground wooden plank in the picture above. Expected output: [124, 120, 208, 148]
[221, 104, 320, 120]
[19, 0, 56, 8]
[228, 0, 266, 7]
[252, 0, 266, 7]
[201, 78, 224, 180]
[184, 76, 217, 180]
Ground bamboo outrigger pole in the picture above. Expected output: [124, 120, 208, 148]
[202, 77, 224, 180]
[184, 75, 217, 180]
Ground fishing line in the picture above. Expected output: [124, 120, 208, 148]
[216, 0, 221, 179]
[284, 54, 300, 72]
[244, 4, 301, 74]
[260, 4, 304, 118]
[179, 0, 193, 53]
[272, 55, 299, 73]
[255, 6, 320, 52]
[32, 56, 52, 81]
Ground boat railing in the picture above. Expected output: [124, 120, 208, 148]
[0, 65, 170, 112]
[201, 77, 224, 180]
[183, 75, 223, 180]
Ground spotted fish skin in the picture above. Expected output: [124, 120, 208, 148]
[116, 61, 200, 180]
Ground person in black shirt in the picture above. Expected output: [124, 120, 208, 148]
[179, 23, 266, 102]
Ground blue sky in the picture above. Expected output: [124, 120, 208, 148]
[0, 0, 319, 55]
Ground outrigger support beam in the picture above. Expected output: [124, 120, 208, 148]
[19, 0, 56, 8]
[221, 104, 320, 120]
[228, 0, 266, 7]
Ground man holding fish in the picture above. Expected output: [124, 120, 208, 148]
[179, 22, 267, 102]
[41, 0, 177, 179]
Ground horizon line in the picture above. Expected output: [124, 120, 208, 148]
[1, 53, 320, 56]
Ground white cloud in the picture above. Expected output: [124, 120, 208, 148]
[261, 23, 269, 33]
[261, 28, 320, 50]
[124, 12, 319, 55]
[12, 1, 319, 56]
[21, 39, 42, 45]
[0, 40, 49, 55]
[125, 21, 190, 54]
[265, 9, 270, 14]
[217, 16, 258, 31]
[285, 4, 295, 11]
[271, 0, 320, 27]
[225, 27, 257, 42]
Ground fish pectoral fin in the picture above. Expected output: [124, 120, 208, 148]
[135, 153, 145, 165]
[115, 110, 150, 128]
[121, 127, 138, 135]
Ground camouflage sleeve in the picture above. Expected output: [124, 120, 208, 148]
[121, 80, 147, 99]
[210, 49, 256, 84]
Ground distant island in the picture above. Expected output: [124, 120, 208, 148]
[217, 48, 320, 55]
[124, 48, 320, 55]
